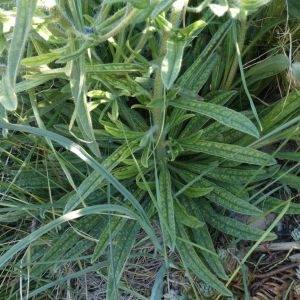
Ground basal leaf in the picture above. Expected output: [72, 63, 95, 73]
[185, 200, 228, 280]
[170, 98, 259, 137]
[202, 201, 277, 241]
[107, 220, 139, 300]
[157, 163, 176, 249]
[180, 140, 276, 166]
[261, 196, 300, 214]
[174, 199, 204, 228]
[177, 224, 232, 296]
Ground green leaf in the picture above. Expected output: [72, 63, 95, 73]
[150, 263, 167, 300]
[170, 98, 259, 137]
[202, 201, 277, 241]
[275, 152, 300, 162]
[177, 20, 232, 92]
[161, 38, 186, 89]
[21, 52, 62, 66]
[288, 0, 300, 19]
[273, 171, 300, 190]
[0, 0, 37, 111]
[107, 220, 139, 300]
[240, 0, 271, 12]
[261, 89, 300, 131]
[185, 164, 279, 184]
[174, 199, 204, 228]
[177, 170, 261, 215]
[179, 90, 237, 138]
[0, 204, 157, 267]
[157, 164, 176, 249]
[261, 196, 300, 214]
[0, 121, 161, 252]
[245, 54, 289, 86]
[86, 63, 148, 74]
[185, 200, 228, 280]
[202, 178, 262, 215]
[92, 217, 127, 263]
[177, 224, 232, 296]
[180, 140, 276, 166]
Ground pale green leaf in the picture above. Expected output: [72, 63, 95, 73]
[0, 0, 37, 111]
[177, 224, 232, 296]
[180, 140, 276, 166]
[202, 201, 276, 241]
[161, 38, 186, 89]
[157, 164, 176, 249]
[171, 98, 259, 137]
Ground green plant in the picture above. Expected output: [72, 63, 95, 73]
[0, 0, 300, 298]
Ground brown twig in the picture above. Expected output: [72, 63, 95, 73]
[253, 262, 300, 279]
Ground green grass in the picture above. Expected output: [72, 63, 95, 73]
[0, 0, 300, 298]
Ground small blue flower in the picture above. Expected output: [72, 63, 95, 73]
[84, 27, 94, 34]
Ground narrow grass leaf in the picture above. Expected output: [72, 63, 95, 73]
[0, 204, 155, 267]
[0, 121, 160, 251]
[28, 262, 108, 298]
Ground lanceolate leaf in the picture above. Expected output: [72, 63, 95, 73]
[176, 169, 262, 215]
[176, 224, 232, 296]
[202, 178, 262, 215]
[180, 140, 276, 166]
[170, 98, 259, 138]
[157, 164, 176, 249]
[245, 54, 289, 86]
[240, 0, 271, 11]
[177, 20, 232, 92]
[0, 0, 37, 111]
[202, 201, 277, 241]
[185, 200, 228, 280]
[69, 50, 101, 157]
[107, 220, 139, 300]
[161, 38, 186, 89]
[261, 196, 300, 215]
